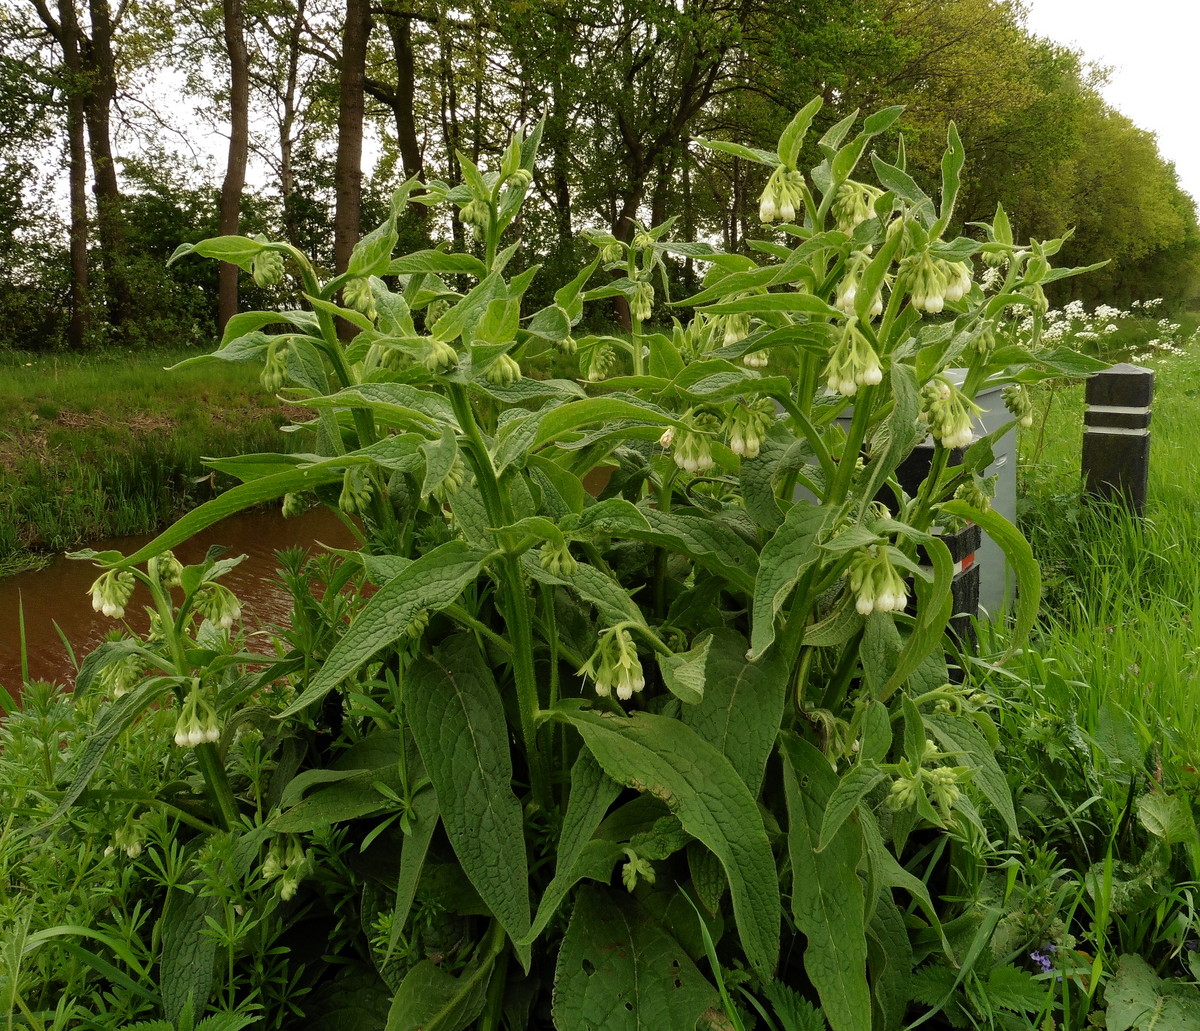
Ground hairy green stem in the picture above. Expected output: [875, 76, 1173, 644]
[447, 383, 550, 808]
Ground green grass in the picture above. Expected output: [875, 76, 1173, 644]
[0, 345, 292, 575]
[1015, 314, 1200, 766]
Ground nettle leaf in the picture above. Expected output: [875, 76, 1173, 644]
[779, 734, 870, 1031]
[279, 542, 493, 717]
[169, 234, 268, 271]
[681, 629, 787, 795]
[407, 638, 531, 954]
[420, 425, 460, 497]
[552, 887, 717, 1031]
[552, 706, 781, 976]
[751, 503, 832, 659]
[533, 397, 677, 448]
[1106, 954, 1200, 1031]
[303, 382, 456, 433]
[870, 155, 935, 226]
[868, 895, 913, 1031]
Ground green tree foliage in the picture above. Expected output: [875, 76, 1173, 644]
[0, 0, 1198, 351]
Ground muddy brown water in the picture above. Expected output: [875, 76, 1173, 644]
[0, 506, 358, 697]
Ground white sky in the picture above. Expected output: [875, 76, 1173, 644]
[1021, 0, 1200, 204]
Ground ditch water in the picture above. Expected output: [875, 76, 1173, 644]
[0, 506, 358, 697]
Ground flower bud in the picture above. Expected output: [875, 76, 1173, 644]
[485, 352, 522, 387]
[422, 337, 459, 373]
[343, 277, 378, 322]
[630, 281, 654, 322]
[260, 338, 291, 392]
[338, 467, 373, 515]
[251, 247, 285, 288]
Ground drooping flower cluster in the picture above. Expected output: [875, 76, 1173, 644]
[724, 399, 776, 459]
[898, 253, 973, 313]
[1002, 383, 1035, 428]
[825, 318, 883, 397]
[758, 166, 807, 223]
[580, 626, 646, 702]
[834, 264, 883, 318]
[97, 648, 143, 699]
[830, 180, 883, 233]
[195, 582, 242, 630]
[147, 552, 184, 589]
[174, 682, 220, 748]
[630, 281, 654, 322]
[422, 337, 458, 373]
[585, 342, 616, 382]
[262, 834, 310, 901]
[886, 738, 972, 823]
[339, 466, 373, 515]
[485, 352, 522, 387]
[848, 546, 908, 615]
[539, 540, 578, 578]
[670, 410, 721, 473]
[922, 377, 978, 449]
[89, 569, 135, 619]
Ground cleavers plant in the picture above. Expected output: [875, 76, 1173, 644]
[45, 99, 1110, 1028]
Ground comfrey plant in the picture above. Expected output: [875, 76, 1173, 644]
[49, 101, 1108, 1029]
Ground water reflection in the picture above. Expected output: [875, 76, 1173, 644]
[0, 506, 358, 694]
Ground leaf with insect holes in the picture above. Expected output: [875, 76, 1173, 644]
[552, 887, 717, 1031]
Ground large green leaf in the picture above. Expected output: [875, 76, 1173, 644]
[924, 712, 1019, 839]
[521, 752, 622, 946]
[278, 542, 492, 717]
[552, 887, 717, 1031]
[751, 503, 831, 658]
[552, 705, 780, 976]
[72, 464, 349, 568]
[779, 734, 870, 1031]
[680, 629, 787, 794]
[939, 500, 1040, 656]
[385, 924, 504, 1031]
[406, 637, 531, 953]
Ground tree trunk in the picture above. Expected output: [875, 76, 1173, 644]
[57, 0, 89, 348]
[83, 0, 132, 337]
[219, 0, 250, 332]
[333, 0, 371, 276]
[381, 3, 424, 186]
[279, 0, 306, 249]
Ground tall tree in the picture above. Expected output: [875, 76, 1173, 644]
[81, 0, 133, 336]
[333, 0, 371, 274]
[57, 0, 89, 346]
[218, 0, 249, 330]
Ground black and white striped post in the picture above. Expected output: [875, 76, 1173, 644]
[1081, 363, 1154, 514]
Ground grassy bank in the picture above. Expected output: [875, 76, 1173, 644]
[0, 346, 291, 576]
[1015, 305, 1200, 763]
